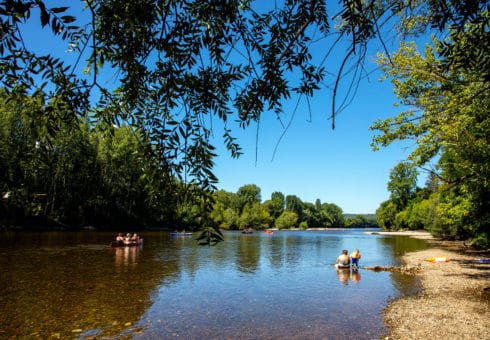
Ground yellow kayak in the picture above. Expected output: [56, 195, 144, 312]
[426, 257, 449, 263]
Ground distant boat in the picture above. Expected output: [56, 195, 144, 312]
[242, 228, 254, 234]
[263, 230, 273, 235]
[171, 231, 193, 237]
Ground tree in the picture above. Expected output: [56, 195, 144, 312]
[95, 126, 147, 224]
[263, 191, 285, 221]
[285, 195, 303, 221]
[0, 89, 182, 229]
[0, 90, 102, 226]
[236, 184, 261, 212]
[221, 208, 240, 230]
[321, 202, 345, 227]
[315, 198, 321, 210]
[210, 189, 240, 229]
[301, 202, 322, 227]
[372, 15, 490, 245]
[376, 200, 397, 230]
[403, 196, 438, 231]
[387, 162, 418, 212]
[275, 211, 298, 229]
[345, 214, 378, 228]
[238, 202, 272, 229]
[0, 91, 42, 225]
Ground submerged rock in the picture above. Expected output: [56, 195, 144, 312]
[363, 265, 422, 274]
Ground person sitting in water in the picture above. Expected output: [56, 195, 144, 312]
[335, 249, 350, 268]
[350, 249, 361, 268]
[115, 233, 124, 243]
[124, 233, 132, 244]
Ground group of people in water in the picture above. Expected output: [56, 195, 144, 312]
[115, 232, 140, 245]
[335, 249, 362, 285]
[335, 248, 361, 269]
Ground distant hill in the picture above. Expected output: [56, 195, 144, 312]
[343, 214, 376, 219]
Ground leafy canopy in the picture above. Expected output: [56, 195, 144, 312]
[2, 0, 484, 191]
[371, 8, 489, 245]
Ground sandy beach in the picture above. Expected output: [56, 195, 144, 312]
[379, 231, 490, 339]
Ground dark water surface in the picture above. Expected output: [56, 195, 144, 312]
[0, 229, 428, 339]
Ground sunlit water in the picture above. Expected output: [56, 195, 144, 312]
[0, 229, 428, 339]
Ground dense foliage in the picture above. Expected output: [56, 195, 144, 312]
[0, 88, 365, 230]
[209, 187, 349, 230]
[372, 9, 490, 247]
[0, 90, 180, 229]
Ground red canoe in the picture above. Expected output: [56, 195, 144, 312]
[110, 239, 143, 247]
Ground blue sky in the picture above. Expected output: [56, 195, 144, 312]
[212, 66, 414, 214]
[206, 4, 427, 215]
[18, 1, 424, 214]
[209, 4, 420, 214]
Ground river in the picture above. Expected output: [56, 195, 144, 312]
[0, 229, 428, 339]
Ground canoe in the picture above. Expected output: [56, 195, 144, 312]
[171, 232, 193, 237]
[426, 257, 449, 263]
[110, 239, 143, 247]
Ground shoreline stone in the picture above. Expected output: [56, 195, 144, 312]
[382, 231, 490, 339]
[363, 264, 422, 274]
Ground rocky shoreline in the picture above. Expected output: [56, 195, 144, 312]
[380, 231, 489, 339]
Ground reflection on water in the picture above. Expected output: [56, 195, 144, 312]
[0, 229, 428, 339]
[336, 268, 350, 285]
[336, 267, 362, 285]
[114, 245, 141, 270]
[351, 268, 362, 283]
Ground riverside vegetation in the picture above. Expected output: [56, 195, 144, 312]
[0, 97, 374, 231]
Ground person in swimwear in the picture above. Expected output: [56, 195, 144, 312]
[115, 233, 124, 243]
[335, 249, 350, 268]
[350, 249, 361, 268]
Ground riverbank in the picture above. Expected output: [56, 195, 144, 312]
[380, 231, 489, 339]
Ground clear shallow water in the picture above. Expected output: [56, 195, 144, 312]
[0, 229, 428, 339]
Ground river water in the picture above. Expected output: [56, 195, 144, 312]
[0, 229, 428, 339]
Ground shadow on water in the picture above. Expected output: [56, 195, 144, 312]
[0, 229, 429, 339]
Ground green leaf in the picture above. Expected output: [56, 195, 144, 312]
[39, 4, 50, 27]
